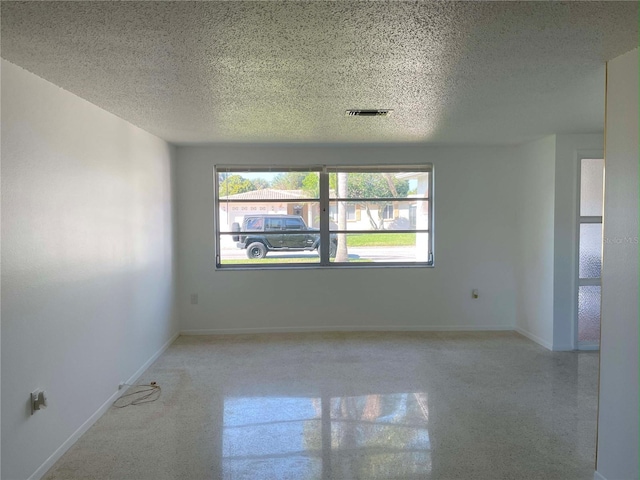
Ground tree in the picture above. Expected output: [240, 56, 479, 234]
[301, 172, 319, 198]
[218, 174, 255, 196]
[251, 178, 270, 190]
[345, 173, 409, 229]
[334, 172, 349, 262]
[270, 172, 308, 190]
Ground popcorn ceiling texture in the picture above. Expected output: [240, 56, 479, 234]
[1, 1, 637, 144]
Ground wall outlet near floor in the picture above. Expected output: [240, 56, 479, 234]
[190, 293, 198, 305]
[118, 382, 126, 390]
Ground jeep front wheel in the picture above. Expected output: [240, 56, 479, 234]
[246, 242, 267, 259]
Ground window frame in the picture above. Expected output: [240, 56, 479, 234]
[382, 204, 394, 220]
[214, 164, 434, 269]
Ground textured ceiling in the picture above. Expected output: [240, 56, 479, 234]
[1, 1, 638, 145]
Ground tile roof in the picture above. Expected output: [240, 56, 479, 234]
[219, 188, 312, 200]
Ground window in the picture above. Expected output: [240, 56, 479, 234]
[285, 218, 304, 230]
[215, 165, 433, 268]
[346, 204, 357, 221]
[245, 217, 264, 230]
[265, 218, 283, 231]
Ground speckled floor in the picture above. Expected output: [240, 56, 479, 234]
[43, 332, 598, 480]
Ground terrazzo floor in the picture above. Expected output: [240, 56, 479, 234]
[43, 332, 598, 480]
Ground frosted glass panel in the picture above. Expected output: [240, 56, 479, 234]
[579, 224, 602, 278]
[580, 159, 604, 216]
[578, 286, 600, 343]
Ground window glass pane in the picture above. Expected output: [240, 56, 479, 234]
[245, 217, 264, 230]
[330, 232, 430, 263]
[329, 201, 428, 232]
[578, 286, 601, 343]
[285, 218, 304, 229]
[265, 217, 283, 230]
[218, 171, 319, 199]
[579, 224, 602, 278]
[329, 171, 429, 200]
[215, 165, 433, 268]
[580, 159, 604, 217]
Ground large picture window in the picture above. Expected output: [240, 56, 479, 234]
[215, 165, 433, 268]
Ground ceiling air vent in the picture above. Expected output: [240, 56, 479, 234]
[346, 109, 393, 117]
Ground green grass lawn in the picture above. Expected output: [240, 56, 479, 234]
[346, 232, 416, 247]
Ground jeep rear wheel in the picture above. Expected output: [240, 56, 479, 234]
[246, 242, 267, 259]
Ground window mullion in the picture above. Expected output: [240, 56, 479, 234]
[319, 170, 330, 265]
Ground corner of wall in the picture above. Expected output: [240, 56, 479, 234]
[514, 135, 557, 348]
[169, 143, 180, 336]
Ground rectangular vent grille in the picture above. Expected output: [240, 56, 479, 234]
[346, 109, 393, 117]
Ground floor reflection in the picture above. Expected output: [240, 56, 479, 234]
[223, 393, 431, 480]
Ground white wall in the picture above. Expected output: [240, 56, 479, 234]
[514, 135, 557, 349]
[596, 48, 639, 480]
[175, 145, 520, 334]
[1, 60, 178, 480]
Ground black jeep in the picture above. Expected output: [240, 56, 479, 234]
[232, 215, 337, 259]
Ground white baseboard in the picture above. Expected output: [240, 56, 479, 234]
[181, 325, 514, 335]
[594, 470, 608, 480]
[28, 331, 180, 480]
[578, 343, 600, 351]
[515, 327, 553, 350]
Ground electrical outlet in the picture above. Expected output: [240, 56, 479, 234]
[31, 390, 48, 415]
[119, 382, 126, 390]
[472, 289, 479, 299]
[190, 294, 198, 305]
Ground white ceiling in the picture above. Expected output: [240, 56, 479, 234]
[1, 1, 637, 145]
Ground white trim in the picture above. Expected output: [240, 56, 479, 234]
[552, 343, 575, 352]
[515, 327, 553, 350]
[594, 470, 608, 480]
[28, 331, 180, 480]
[577, 343, 600, 351]
[181, 325, 513, 335]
